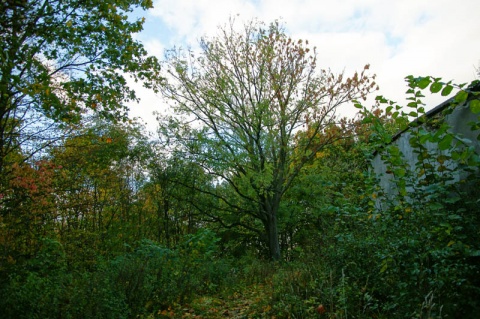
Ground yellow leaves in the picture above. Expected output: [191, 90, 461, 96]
[380, 259, 389, 273]
[89, 94, 103, 110]
[417, 168, 425, 177]
[7, 255, 16, 264]
[158, 308, 175, 318]
[437, 154, 448, 164]
[315, 150, 326, 159]
[437, 165, 447, 172]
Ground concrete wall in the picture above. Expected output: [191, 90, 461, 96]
[371, 99, 480, 199]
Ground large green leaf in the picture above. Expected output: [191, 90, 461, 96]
[470, 99, 480, 114]
[441, 84, 453, 96]
[438, 134, 453, 150]
[430, 81, 443, 93]
[416, 77, 431, 89]
[455, 91, 468, 104]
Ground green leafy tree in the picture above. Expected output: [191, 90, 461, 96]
[160, 19, 377, 260]
[0, 159, 58, 269]
[48, 119, 152, 264]
[280, 118, 377, 258]
[332, 77, 480, 318]
[0, 0, 161, 176]
[141, 154, 213, 247]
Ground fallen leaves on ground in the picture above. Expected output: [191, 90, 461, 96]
[156, 283, 275, 319]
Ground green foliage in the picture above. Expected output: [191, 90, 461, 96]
[142, 153, 214, 248]
[0, 238, 67, 319]
[107, 231, 233, 316]
[0, 231, 235, 319]
[2, 6, 480, 317]
[336, 76, 480, 318]
[160, 18, 377, 260]
[258, 76, 480, 319]
[0, 237, 129, 319]
[0, 0, 161, 176]
[67, 270, 130, 319]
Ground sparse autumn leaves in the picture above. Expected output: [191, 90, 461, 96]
[160, 19, 377, 260]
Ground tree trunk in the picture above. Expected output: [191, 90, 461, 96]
[267, 212, 281, 260]
[263, 196, 281, 261]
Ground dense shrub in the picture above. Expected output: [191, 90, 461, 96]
[322, 77, 480, 318]
[262, 77, 480, 319]
[0, 230, 234, 319]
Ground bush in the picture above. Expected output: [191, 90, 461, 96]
[106, 230, 233, 316]
[324, 76, 480, 318]
[0, 231, 235, 319]
[0, 238, 129, 319]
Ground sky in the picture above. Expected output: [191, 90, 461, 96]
[127, 0, 480, 132]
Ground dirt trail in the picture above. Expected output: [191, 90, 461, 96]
[165, 283, 274, 319]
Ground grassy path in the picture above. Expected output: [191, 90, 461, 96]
[159, 283, 275, 319]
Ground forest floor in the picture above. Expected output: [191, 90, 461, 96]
[159, 282, 275, 318]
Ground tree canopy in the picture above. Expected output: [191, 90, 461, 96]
[1, 5, 479, 316]
[2, 74, 479, 318]
[0, 0, 161, 175]
[160, 19, 377, 260]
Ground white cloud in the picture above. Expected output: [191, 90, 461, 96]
[128, 0, 480, 126]
[126, 79, 164, 134]
[143, 39, 165, 59]
[150, 0, 257, 45]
